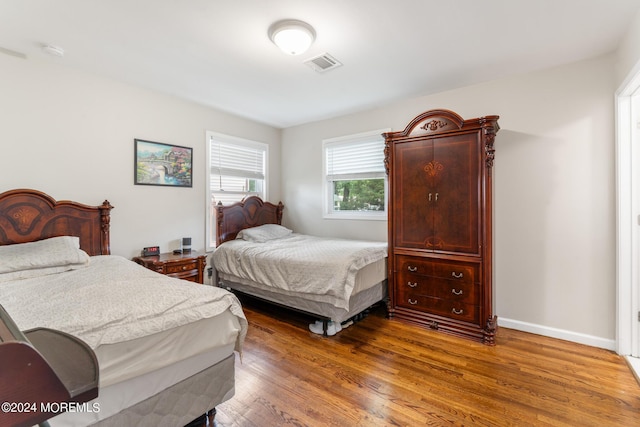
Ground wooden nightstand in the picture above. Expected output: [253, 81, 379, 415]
[133, 251, 207, 284]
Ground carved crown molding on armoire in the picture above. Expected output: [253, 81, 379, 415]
[384, 109, 500, 345]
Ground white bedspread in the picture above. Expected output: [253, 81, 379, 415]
[0, 255, 247, 352]
[213, 234, 387, 310]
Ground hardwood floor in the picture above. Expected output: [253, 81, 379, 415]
[213, 298, 640, 426]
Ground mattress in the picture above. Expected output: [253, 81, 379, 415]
[219, 256, 388, 323]
[0, 254, 247, 425]
[95, 309, 241, 387]
[213, 232, 388, 310]
[219, 255, 387, 300]
[0, 255, 246, 383]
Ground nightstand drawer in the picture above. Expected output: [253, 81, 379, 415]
[164, 261, 198, 274]
[132, 252, 207, 284]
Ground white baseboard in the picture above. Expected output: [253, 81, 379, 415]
[625, 356, 640, 385]
[498, 317, 616, 351]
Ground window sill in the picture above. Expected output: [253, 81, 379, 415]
[323, 212, 386, 221]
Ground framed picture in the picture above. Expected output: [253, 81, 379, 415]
[134, 139, 193, 187]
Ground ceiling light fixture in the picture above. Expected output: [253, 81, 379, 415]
[268, 19, 315, 56]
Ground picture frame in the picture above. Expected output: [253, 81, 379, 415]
[134, 139, 193, 187]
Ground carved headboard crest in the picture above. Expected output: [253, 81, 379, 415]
[215, 196, 284, 246]
[0, 189, 113, 256]
[383, 109, 499, 175]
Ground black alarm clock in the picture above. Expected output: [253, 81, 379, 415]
[142, 246, 160, 256]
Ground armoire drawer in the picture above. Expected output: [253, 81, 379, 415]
[396, 294, 479, 323]
[396, 273, 479, 304]
[395, 255, 479, 283]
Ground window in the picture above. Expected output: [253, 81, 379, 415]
[323, 129, 388, 220]
[206, 131, 267, 249]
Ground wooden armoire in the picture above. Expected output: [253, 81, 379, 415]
[384, 109, 499, 345]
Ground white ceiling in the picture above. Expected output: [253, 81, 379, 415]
[1, 0, 639, 128]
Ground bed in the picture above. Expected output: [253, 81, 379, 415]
[0, 189, 248, 427]
[212, 196, 388, 335]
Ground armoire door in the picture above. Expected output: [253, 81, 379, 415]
[431, 133, 480, 255]
[393, 138, 434, 249]
[393, 133, 480, 255]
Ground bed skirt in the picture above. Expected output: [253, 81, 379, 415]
[92, 354, 235, 427]
[220, 276, 388, 324]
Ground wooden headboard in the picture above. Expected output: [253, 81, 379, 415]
[215, 196, 284, 246]
[0, 189, 114, 256]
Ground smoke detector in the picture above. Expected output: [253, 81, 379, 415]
[304, 53, 342, 73]
[42, 44, 65, 57]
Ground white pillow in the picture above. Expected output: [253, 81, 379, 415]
[236, 224, 292, 243]
[0, 236, 90, 274]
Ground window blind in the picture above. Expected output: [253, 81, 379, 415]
[326, 139, 385, 180]
[210, 139, 265, 185]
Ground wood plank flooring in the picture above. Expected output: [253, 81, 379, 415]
[213, 298, 640, 426]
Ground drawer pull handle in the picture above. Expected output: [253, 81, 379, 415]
[408, 266, 418, 272]
[408, 299, 418, 305]
[451, 289, 463, 295]
[452, 308, 463, 315]
[451, 271, 464, 279]
[407, 281, 418, 288]
[182, 266, 187, 270]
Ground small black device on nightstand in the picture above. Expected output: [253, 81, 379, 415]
[173, 237, 192, 254]
[182, 237, 192, 253]
[142, 246, 160, 257]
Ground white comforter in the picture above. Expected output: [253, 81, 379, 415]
[0, 255, 247, 352]
[213, 234, 387, 310]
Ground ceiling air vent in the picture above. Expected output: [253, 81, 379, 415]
[304, 53, 342, 73]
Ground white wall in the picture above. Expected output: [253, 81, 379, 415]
[282, 55, 617, 347]
[0, 54, 281, 258]
[616, 7, 640, 86]
[280, 122, 389, 241]
[614, 8, 640, 359]
[1, 31, 631, 348]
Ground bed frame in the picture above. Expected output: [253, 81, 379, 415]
[215, 196, 284, 246]
[0, 189, 232, 426]
[0, 188, 113, 255]
[214, 196, 387, 335]
[214, 197, 334, 327]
